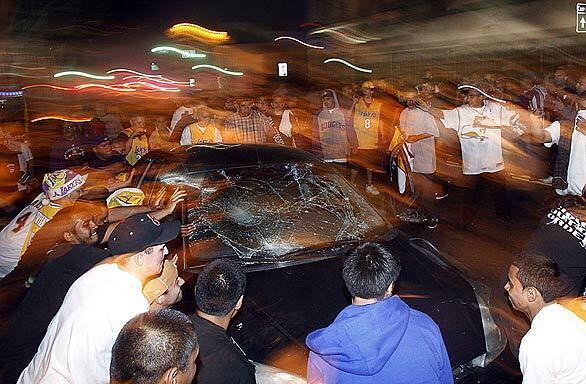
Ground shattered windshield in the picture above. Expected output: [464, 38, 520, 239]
[166, 162, 387, 264]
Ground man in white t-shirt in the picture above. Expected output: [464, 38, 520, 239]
[419, 85, 519, 224]
[17, 213, 180, 384]
[399, 89, 441, 227]
[534, 109, 586, 197]
[504, 253, 586, 384]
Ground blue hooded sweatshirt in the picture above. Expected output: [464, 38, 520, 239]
[305, 295, 453, 384]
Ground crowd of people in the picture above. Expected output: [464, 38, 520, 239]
[0, 65, 583, 384]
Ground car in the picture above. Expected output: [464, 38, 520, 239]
[133, 143, 509, 383]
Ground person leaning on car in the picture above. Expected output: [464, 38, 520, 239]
[306, 242, 453, 384]
[191, 258, 256, 384]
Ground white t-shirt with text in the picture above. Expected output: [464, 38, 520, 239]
[441, 101, 516, 175]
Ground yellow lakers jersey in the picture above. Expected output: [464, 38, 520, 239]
[188, 124, 216, 144]
[22, 201, 63, 254]
[353, 99, 382, 149]
[122, 129, 149, 166]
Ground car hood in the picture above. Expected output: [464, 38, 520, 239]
[226, 236, 486, 376]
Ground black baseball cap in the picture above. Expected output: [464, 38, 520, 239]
[108, 213, 180, 255]
[321, 89, 335, 98]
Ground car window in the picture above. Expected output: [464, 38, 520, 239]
[161, 162, 387, 265]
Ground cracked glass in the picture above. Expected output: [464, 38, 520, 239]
[159, 163, 387, 264]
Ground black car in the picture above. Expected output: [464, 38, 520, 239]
[133, 144, 508, 383]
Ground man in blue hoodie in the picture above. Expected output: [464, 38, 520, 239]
[305, 242, 453, 384]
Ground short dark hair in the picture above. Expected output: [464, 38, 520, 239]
[343, 243, 401, 300]
[195, 259, 246, 316]
[512, 253, 565, 302]
[110, 309, 198, 384]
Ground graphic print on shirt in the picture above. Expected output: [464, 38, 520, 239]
[546, 207, 586, 249]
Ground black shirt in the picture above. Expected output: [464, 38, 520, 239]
[0, 244, 109, 383]
[525, 206, 586, 296]
[190, 314, 256, 384]
[84, 149, 124, 169]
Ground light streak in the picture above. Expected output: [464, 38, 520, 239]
[274, 36, 324, 50]
[120, 81, 181, 92]
[312, 28, 368, 44]
[121, 75, 190, 86]
[106, 68, 161, 78]
[151, 46, 206, 58]
[191, 64, 243, 76]
[323, 58, 372, 73]
[7, 65, 46, 71]
[31, 115, 92, 123]
[22, 84, 73, 91]
[167, 23, 229, 43]
[457, 84, 507, 103]
[0, 73, 50, 78]
[53, 71, 115, 80]
[74, 83, 136, 92]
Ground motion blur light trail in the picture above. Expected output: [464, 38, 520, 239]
[151, 46, 206, 58]
[323, 58, 372, 73]
[73, 83, 136, 92]
[30, 115, 92, 123]
[106, 69, 161, 78]
[119, 81, 180, 92]
[191, 64, 243, 76]
[273, 36, 324, 50]
[53, 71, 115, 80]
[121, 75, 190, 86]
[0, 73, 50, 78]
[167, 23, 230, 43]
[22, 84, 73, 91]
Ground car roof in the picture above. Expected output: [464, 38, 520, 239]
[165, 144, 320, 171]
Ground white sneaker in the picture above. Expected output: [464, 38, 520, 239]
[366, 184, 380, 195]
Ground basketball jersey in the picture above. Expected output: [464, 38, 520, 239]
[122, 128, 149, 166]
[353, 99, 382, 149]
[22, 199, 63, 254]
[188, 124, 217, 144]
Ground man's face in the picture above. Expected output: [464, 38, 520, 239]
[362, 87, 374, 98]
[142, 244, 168, 278]
[94, 140, 114, 159]
[576, 76, 586, 94]
[174, 347, 199, 384]
[238, 100, 254, 116]
[554, 70, 567, 87]
[71, 215, 99, 245]
[467, 90, 485, 108]
[256, 97, 271, 114]
[131, 116, 145, 130]
[197, 108, 212, 125]
[323, 96, 335, 110]
[271, 97, 285, 112]
[159, 276, 185, 307]
[504, 265, 529, 313]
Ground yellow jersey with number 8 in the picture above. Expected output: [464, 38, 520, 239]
[353, 99, 382, 149]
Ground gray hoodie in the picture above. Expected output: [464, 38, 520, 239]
[313, 89, 357, 161]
